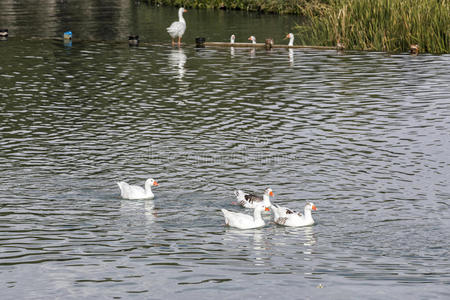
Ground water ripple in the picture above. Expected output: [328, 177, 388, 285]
[0, 35, 449, 298]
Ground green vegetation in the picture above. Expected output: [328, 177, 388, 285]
[146, 0, 322, 15]
[296, 0, 449, 54]
[148, 0, 449, 53]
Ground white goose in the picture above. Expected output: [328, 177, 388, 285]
[117, 178, 159, 200]
[234, 188, 273, 208]
[230, 34, 236, 44]
[248, 35, 256, 44]
[271, 202, 317, 227]
[221, 205, 270, 229]
[167, 7, 187, 46]
[286, 33, 294, 46]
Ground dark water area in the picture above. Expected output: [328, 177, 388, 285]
[1, 1, 450, 299]
[0, 0, 298, 44]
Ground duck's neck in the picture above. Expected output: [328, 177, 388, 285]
[289, 36, 294, 46]
[271, 206, 280, 219]
[179, 11, 185, 23]
[253, 208, 264, 223]
[144, 182, 153, 195]
[263, 194, 271, 206]
[252, 39, 256, 44]
[304, 208, 313, 220]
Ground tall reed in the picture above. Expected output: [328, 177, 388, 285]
[296, 0, 449, 54]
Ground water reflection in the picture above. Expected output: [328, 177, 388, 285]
[288, 48, 294, 66]
[120, 199, 157, 225]
[223, 228, 272, 266]
[230, 46, 235, 58]
[168, 48, 186, 81]
[144, 200, 157, 223]
[0, 6, 449, 298]
[249, 48, 256, 59]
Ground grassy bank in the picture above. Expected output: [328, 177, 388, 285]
[147, 0, 448, 54]
[146, 0, 323, 15]
[296, 0, 449, 54]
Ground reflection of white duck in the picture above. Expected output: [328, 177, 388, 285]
[286, 33, 294, 46]
[230, 34, 235, 44]
[234, 188, 273, 208]
[271, 202, 317, 227]
[167, 7, 187, 46]
[144, 200, 157, 222]
[248, 35, 256, 44]
[168, 48, 187, 79]
[117, 178, 159, 200]
[288, 48, 294, 65]
[221, 205, 270, 229]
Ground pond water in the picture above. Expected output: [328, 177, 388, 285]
[1, 2, 450, 299]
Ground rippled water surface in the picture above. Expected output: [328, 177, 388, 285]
[1, 2, 450, 299]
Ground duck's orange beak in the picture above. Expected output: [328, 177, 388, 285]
[248, 37, 252, 40]
[265, 207, 270, 211]
[184, 9, 188, 13]
[311, 205, 317, 211]
[153, 181, 159, 186]
[284, 34, 289, 39]
[269, 191, 274, 197]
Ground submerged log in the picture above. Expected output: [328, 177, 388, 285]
[204, 41, 337, 50]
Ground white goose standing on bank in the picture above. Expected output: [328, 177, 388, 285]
[221, 205, 270, 229]
[248, 35, 256, 44]
[117, 178, 159, 200]
[234, 188, 273, 209]
[272, 202, 317, 227]
[167, 7, 187, 46]
[230, 34, 236, 44]
[286, 33, 294, 46]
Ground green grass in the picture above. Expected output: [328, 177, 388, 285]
[295, 0, 449, 54]
[145, 0, 449, 53]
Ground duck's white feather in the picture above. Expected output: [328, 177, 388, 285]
[272, 202, 316, 227]
[167, 8, 186, 38]
[117, 178, 158, 200]
[234, 188, 273, 209]
[221, 205, 268, 229]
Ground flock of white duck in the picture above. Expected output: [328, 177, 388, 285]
[166, 7, 296, 47]
[117, 179, 317, 230]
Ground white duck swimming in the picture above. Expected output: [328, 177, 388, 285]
[271, 202, 317, 227]
[286, 33, 294, 46]
[234, 188, 273, 208]
[248, 35, 256, 44]
[221, 205, 270, 229]
[117, 178, 159, 200]
[230, 34, 235, 44]
[167, 7, 187, 46]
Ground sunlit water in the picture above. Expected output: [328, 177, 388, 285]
[1, 2, 449, 299]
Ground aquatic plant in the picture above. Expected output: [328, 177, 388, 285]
[295, 0, 449, 54]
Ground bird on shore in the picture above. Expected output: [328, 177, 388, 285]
[265, 38, 274, 49]
[248, 35, 256, 44]
[337, 38, 345, 51]
[230, 34, 235, 44]
[285, 33, 294, 46]
[167, 7, 187, 46]
[221, 205, 270, 229]
[410, 44, 419, 55]
[271, 202, 317, 227]
[117, 178, 159, 200]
